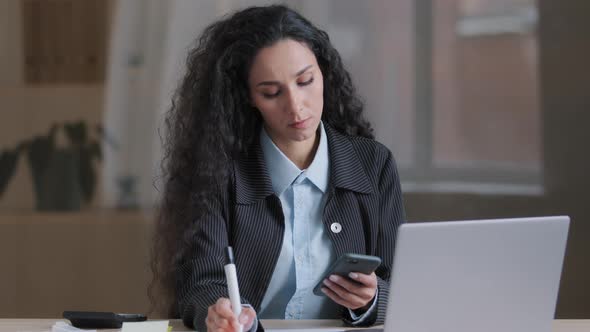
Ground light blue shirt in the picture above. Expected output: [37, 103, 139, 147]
[258, 122, 339, 319]
[256, 122, 378, 323]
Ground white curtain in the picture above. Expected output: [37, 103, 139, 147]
[102, 0, 170, 208]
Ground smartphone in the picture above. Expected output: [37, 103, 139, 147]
[63, 311, 147, 329]
[313, 253, 382, 296]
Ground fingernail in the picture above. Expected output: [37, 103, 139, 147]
[349, 272, 358, 279]
[323, 279, 330, 285]
[329, 275, 338, 282]
[321, 287, 327, 293]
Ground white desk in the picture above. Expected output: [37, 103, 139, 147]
[0, 319, 588, 332]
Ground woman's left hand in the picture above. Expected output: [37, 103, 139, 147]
[321, 272, 377, 311]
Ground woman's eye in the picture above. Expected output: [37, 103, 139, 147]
[262, 90, 280, 98]
[260, 78, 313, 99]
[298, 77, 314, 86]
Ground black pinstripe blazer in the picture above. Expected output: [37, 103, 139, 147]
[176, 124, 405, 331]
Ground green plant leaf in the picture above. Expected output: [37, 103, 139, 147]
[90, 142, 102, 161]
[36, 148, 82, 211]
[0, 148, 19, 197]
[78, 146, 96, 203]
[27, 135, 55, 199]
[64, 121, 87, 146]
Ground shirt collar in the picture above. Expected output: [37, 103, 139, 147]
[260, 122, 330, 195]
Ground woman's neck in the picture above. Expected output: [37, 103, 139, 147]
[274, 132, 320, 170]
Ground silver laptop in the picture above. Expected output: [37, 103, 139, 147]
[382, 216, 569, 332]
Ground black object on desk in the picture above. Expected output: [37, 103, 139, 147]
[63, 311, 147, 329]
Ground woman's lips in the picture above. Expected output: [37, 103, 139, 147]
[290, 118, 310, 129]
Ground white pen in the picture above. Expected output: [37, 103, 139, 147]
[224, 246, 243, 332]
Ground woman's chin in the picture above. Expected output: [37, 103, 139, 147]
[287, 127, 317, 143]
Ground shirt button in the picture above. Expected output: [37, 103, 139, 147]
[330, 222, 342, 233]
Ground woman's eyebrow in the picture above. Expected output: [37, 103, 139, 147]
[294, 64, 313, 77]
[256, 64, 313, 87]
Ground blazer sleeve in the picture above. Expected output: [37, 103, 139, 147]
[175, 184, 256, 331]
[374, 151, 405, 325]
[344, 149, 405, 326]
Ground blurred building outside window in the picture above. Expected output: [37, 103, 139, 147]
[401, 0, 541, 194]
[301, 0, 541, 195]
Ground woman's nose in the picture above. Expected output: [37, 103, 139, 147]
[285, 89, 302, 114]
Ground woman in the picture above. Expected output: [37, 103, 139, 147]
[152, 4, 405, 332]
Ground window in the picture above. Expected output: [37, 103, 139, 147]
[367, 0, 541, 194]
[426, 0, 541, 193]
[301, 0, 541, 194]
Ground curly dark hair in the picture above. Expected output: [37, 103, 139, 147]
[150, 4, 374, 317]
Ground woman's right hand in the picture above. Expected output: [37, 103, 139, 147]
[206, 298, 257, 332]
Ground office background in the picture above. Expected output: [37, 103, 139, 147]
[0, 0, 588, 319]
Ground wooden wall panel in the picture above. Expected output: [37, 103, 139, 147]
[21, 0, 107, 84]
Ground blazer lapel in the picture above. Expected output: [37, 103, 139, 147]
[324, 125, 374, 194]
[233, 138, 275, 205]
[232, 137, 284, 310]
[323, 125, 374, 256]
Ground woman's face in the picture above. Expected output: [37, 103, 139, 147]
[248, 38, 324, 147]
